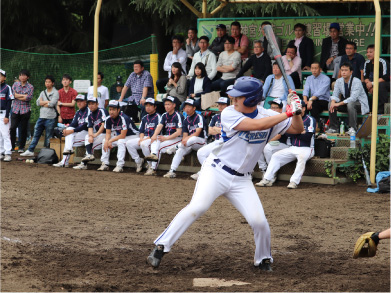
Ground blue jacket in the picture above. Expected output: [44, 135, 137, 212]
[262, 74, 295, 101]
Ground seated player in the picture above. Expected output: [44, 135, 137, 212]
[97, 100, 139, 172]
[163, 99, 206, 178]
[144, 96, 184, 175]
[125, 98, 161, 173]
[53, 94, 90, 168]
[190, 96, 230, 180]
[0, 69, 14, 162]
[73, 96, 108, 170]
[257, 101, 315, 189]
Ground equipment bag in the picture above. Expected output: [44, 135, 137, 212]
[378, 175, 390, 193]
[314, 138, 333, 158]
[37, 148, 59, 164]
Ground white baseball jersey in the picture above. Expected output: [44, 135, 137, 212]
[215, 105, 292, 174]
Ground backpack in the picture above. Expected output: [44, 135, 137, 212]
[37, 148, 59, 164]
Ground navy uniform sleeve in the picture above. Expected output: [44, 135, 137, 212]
[87, 114, 93, 128]
[182, 117, 189, 134]
[139, 116, 146, 134]
[209, 114, 218, 127]
[104, 117, 112, 130]
[160, 113, 167, 126]
[69, 111, 79, 128]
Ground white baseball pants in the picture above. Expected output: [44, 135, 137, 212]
[263, 146, 314, 185]
[149, 136, 182, 170]
[84, 133, 105, 151]
[258, 142, 289, 171]
[0, 114, 12, 155]
[125, 136, 144, 165]
[60, 128, 88, 165]
[154, 155, 272, 266]
[197, 140, 222, 165]
[170, 136, 206, 171]
[101, 135, 136, 167]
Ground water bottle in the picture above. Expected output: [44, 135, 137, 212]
[339, 121, 345, 135]
[350, 129, 356, 148]
[57, 123, 66, 128]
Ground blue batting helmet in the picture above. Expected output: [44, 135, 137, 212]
[226, 77, 263, 107]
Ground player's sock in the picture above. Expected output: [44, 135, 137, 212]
[86, 144, 92, 154]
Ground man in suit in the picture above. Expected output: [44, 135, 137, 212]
[286, 23, 314, 70]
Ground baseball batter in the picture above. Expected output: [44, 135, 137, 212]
[147, 77, 304, 271]
[53, 94, 90, 167]
[73, 96, 108, 170]
[0, 69, 14, 162]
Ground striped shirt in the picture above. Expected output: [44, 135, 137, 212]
[11, 81, 34, 114]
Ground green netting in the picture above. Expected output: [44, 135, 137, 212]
[0, 36, 153, 122]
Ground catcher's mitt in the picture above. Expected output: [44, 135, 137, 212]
[353, 232, 379, 258]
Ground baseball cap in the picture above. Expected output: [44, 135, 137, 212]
[329, 22, 340, 31]
[268, 98, 283, 108]
[144, 97, 156, 105]
[108, 100, 120, 108]
[217, 97, 230, 105]
[183, 99, 196, 106]
[75, 94, 86, 101]
[227, 85, 234, 91]
[116, 75, 122, 81]
[87, 96, 98, 103]
[116, 81, 124, 87]
[0, 69, 6, 77]
[216, 24, 226, 30]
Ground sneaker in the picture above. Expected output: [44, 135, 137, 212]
[287, 182, 298, 189]
[145, 153, 159, 162]
[326, 128, 338, 134]
[346, 127, 356, 136]
[147, 244, 165, 268]
[63, 149, 74, 155]
[255, 178, 275, 187]
[145, 168, 156, 176]
[166, 146, 177, 155]
[20, 150, 35, 157]
[190, 172, 199, 180]
[18, 149, 25, 153]
[113, 166, 123, 173]
[81, 154, 95, 163]
[163, 170, 176, 178]
[136, 158, 144, 173]
[3, 155, 11, 162]
[97, 163, 109, 171]
[259, 258, 272, 272]
[53, 162, 69, 168]
[73, 163, 87, 170]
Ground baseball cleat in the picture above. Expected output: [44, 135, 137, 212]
[3, 155, 11, 162]
[113, 166, 123, 173]
[136, 158, 144, 173]
[144, 168, 156, 176]
[287, 182, 298, 189]
[73, 163, 87, 170]
[97, 163, 109, 171]
[145, 153, 158, 162]
[63, 149, 74, 155]
[255, 178, 275, 187]
[53, 162, 69, 168]
[259, 258, 272, 272]
[81, 154, 95, 162]
[190, 172, 199, 180]
[147, 244, 165, 268]
[163, 171, 176, 178]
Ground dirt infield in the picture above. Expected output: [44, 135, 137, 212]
[1, 159, 390, 292]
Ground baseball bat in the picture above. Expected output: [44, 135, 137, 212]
[359, 146, 371, 186]
[263, 25, 293, 91]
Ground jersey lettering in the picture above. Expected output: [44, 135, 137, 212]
[238, 131, 269, 144]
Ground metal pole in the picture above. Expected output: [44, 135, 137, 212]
[93, 0, 103, 98]
[370, 0, 381, 184]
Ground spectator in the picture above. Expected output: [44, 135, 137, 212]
[112, 81, 124, 100]
[302, 62, 331, 125]
[236, 40, 272, 83]
[188, 63, 212, 109]
[263, 63, 295, 107]
[126, 98, 161, 175]
[188, 36, 217, 81]
[185, 27, 200, 67]
[231, 21, 249, 60]
[166, 62, 188, 108]
[282, 44, 302, 89]
[257, 101, 315, 189]
[10, 69, 34, 153]
[163, 99, 206, 178]
[286, 23, 314, 70]
[0, 69, 14, 162]
[212, 36, 241, 94]
[73, 96, 108, 170]
[53, 94, 90, 168]
[21, 75, 59, 157]
[364, 44, 390, 114]
[156, 35, 187, 93]
[87, 72, 109, 109]
[259, 21, 282, 60]
[209, 24, 228, 57]
[320, 23, 348, 73]
[97, 100, 139, 172]
[336, 41, 365, 81]
[119, 60, 154, 120]
[328, 62, 369, 134]
[57, 74, 77, 125]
